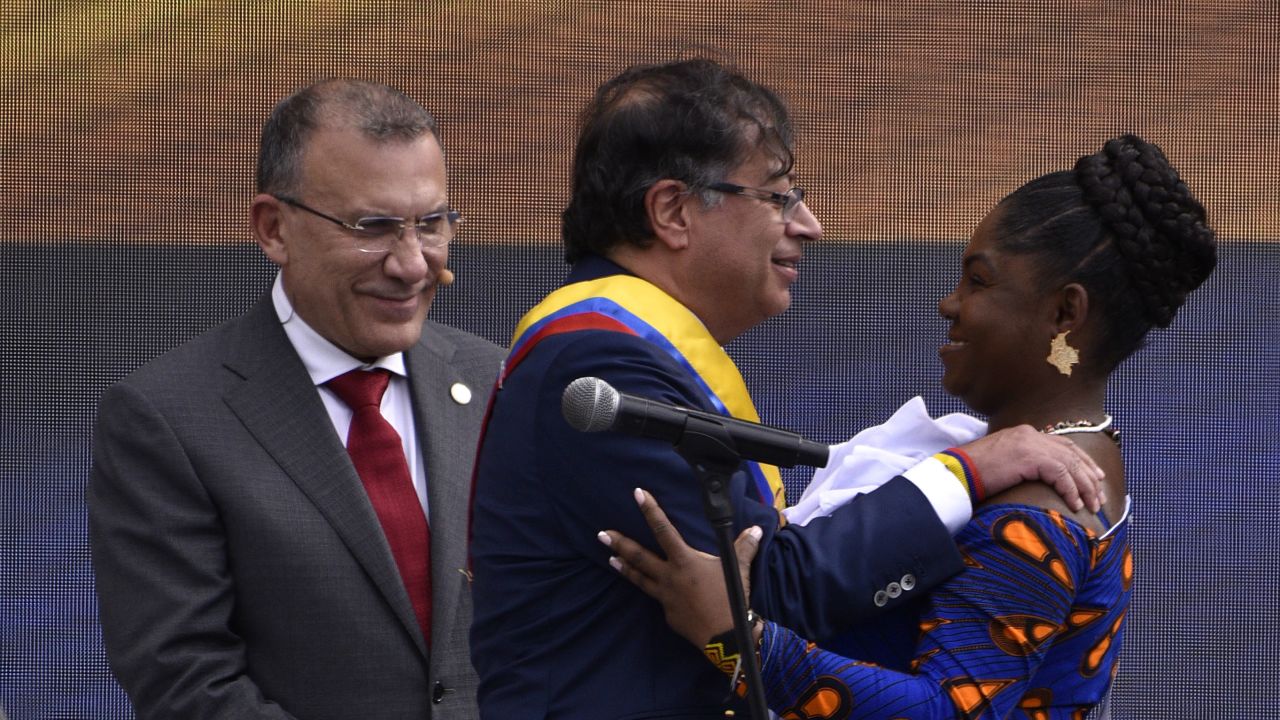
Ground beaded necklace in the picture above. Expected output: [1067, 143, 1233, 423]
[1042, 414, 1121, 447]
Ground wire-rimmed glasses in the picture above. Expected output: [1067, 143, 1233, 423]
[276, 195, 461, 252]
[706, 182, 806, 222]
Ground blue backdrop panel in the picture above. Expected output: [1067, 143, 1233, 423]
[1, 239, 1275, 717]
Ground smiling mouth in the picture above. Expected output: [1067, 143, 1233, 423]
[370, 294, 419, 305]
[365, 285, 427, 302]
[772, 258, 799, 270]
[365, 293, 424, 316]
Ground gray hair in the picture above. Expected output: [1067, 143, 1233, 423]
[256, 78, 438, 196]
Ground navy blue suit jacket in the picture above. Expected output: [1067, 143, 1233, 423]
[469, 256, 964, 719]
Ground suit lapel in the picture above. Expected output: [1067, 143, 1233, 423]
[221, 298, 428, 658]
[404, 325, 474, 658]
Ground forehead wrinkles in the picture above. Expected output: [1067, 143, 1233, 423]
[301, 133, 442, 196]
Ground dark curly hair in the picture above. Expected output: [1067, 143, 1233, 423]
[991, 135, 1217, 371]
[561, 58, 795, 263]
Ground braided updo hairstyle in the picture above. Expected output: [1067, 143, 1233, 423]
[990, 134, 1217, 371]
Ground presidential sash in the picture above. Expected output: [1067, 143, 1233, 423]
[503, 274, 786, 511]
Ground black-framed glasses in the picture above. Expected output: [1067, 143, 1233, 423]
[707, 182, 807, 222]
[276, 195, 462, 252]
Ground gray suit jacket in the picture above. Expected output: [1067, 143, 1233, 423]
[89, 295, 503, 719]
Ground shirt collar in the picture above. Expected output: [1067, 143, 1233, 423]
[271, 272, 407, 385]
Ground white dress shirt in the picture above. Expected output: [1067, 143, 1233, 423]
[271, 273, 429, 517]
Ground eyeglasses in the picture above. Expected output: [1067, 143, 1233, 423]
[707, 182, 807, 222]
[276, 195, 462, 252]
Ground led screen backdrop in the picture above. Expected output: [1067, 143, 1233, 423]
[2, 1, 1276, 717]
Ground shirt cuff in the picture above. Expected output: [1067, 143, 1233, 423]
[902, 456, 973, 535]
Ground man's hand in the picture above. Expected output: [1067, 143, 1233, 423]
[599, 488, 761, 648]
[959, 426, 1106, 512]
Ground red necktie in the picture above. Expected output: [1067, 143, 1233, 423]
[327, 369, 431, 645]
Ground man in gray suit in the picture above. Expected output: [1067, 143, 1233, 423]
[89, 79, 501, 719]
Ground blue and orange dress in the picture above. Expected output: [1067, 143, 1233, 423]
[751, 499, 1131, 719]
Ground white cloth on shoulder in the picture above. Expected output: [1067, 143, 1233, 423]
[784, 396, 987, 526]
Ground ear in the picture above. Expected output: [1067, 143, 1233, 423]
[1054, 282, 1089, 333]
[643, 179, 693, 251]
[250, 193, 289, 266]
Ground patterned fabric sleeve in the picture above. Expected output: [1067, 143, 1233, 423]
[754, 505, 1119, 719]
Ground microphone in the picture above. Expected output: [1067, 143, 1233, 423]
[561, 377, 828, 468]
[437, 268, 455, 286]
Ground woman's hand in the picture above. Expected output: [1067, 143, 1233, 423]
[599, 488, 762, 648]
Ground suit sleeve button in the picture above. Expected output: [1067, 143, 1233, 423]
[886, 581, 902, 599]
[873, 590, 889, 607]
[901, 573, 916, 591]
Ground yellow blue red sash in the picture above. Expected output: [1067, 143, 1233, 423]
[504, 275, 786, 511]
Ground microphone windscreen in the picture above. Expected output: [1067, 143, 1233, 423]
[437, 268, 455, 286]
[561, 377, 619, 432]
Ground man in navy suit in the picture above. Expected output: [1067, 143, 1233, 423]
[89, 79, 501, 719]
[469, 59, 1102, 718]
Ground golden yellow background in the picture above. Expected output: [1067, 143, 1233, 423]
[3, 0, 1276, 245]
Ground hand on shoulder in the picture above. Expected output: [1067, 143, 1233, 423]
[977, 432, 1124, 534]
[958, 425, 1106, 513]
[980, 482, 1105, 534]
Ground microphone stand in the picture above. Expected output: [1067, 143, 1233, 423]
[673, 414, 769, 720]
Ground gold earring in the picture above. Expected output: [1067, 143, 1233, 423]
[1046, 331, 1079, 376]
